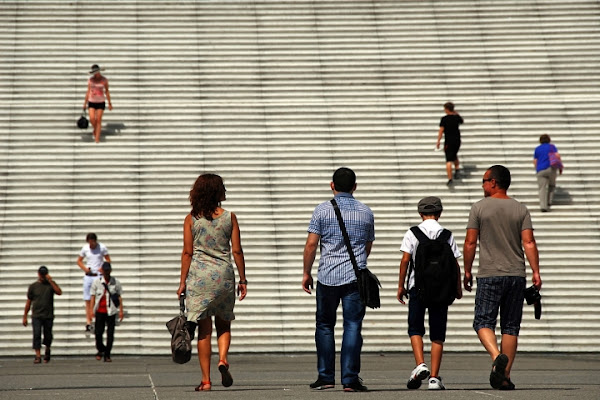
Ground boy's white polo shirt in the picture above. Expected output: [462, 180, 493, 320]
[400, 219, 461, 290]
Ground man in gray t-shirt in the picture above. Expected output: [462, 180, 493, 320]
[463, 165, 542, 391]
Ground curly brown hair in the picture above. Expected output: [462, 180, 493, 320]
[189, 174, 225, 220]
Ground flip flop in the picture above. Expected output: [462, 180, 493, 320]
[218, 360, 233, 387]
[195, 381, 211, 391]
[499, 378, 516, 390]
[490, 354, 509, 389]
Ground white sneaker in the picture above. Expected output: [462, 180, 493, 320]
[428, 376, 445, 390]
[407, 363, 430, 389]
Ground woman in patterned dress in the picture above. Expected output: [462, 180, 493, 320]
[177, 174, 247, 391]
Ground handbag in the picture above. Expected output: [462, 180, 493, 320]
[549, 151, 563, 170]
[330, 199, 381, 309]
[166, 294, 197, 364]
[77, 111, 89, 129]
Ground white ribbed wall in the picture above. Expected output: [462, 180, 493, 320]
[1, 0, 599, 356]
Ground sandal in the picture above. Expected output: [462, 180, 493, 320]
[499, 378, 516, 390]
[195, 381, 211, 391]
[44, 349, 51, 363]
[218, 360, 233, 387]
[490, 353, 509, 389]
[33, 356, 42, 364]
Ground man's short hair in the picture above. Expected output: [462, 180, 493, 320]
[444, 101, 454, 111]
[487, 165, 511, 190]
[333, 167, 356, 193]
[86, 232, 97, 241]
[539, 134, 551, 144]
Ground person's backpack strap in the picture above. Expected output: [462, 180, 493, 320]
[410, 226, 430, 244]
[407, 226, 429, 289]
[437, 229, 452, 244]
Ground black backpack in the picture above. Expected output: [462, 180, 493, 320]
[408, 226, 458, 306]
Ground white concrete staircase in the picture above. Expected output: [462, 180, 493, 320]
[1, 0, 599, 356]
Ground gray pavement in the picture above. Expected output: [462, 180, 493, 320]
[1, 352, 599, 400]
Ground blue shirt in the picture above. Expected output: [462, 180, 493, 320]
[534, 143, 558, 172]
[307, 192, 375, 286]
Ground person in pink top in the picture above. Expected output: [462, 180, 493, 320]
[83, 64, 112, 143]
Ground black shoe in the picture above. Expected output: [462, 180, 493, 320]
[490, 354, 509, 389]
[86, 324, 94, 333]
[343, 380, 368, 392]
[454, 170, 461, 179]
[447, 179, 453, 186]
[309, 379, 335, 390]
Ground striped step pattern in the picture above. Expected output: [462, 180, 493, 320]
[0, 0, 599, 356]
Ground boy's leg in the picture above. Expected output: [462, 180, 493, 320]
[407, 289, 427, 365]
[409, 335, 425, 365]
[407, 289, 429, 389]
[428, 304, 448, 377]
[430, 341, 444, 378]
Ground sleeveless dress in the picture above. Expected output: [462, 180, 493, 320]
[186, 210, 236, 322]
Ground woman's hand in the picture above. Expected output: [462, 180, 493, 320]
[237, 283, 247, 301]
[177, 283, 186, 297]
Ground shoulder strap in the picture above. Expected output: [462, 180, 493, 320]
[330, 199, 359, 277]
[407, 226, 427, 288]
[102, 281, 112, 306]
[410, 226, 430, 244]
[437, 229, 452, 243]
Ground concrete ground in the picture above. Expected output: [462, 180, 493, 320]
[0, 352, 598, 400]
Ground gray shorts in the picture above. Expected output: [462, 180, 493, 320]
[473, 276, 526, 336]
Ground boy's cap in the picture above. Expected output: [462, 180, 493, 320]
[418, 196, 443, 213]
[101, 262, 112, 272]
[38, 266, 48, 276]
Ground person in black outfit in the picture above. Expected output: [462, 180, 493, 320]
[436, 102, 464, 185]
[23, 266, 62, 364]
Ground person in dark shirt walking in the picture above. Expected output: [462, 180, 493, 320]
[23, 266, 62, 364]
[436, 102, 464, 185]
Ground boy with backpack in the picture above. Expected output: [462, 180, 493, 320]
[396, 196, 462, 390]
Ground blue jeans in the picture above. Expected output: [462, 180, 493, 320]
[315, 281, 365, 385]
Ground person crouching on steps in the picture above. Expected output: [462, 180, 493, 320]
[396, 197, 462, 390]
[91, 262, 123, 362]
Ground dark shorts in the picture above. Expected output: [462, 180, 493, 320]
[88, 101, 106, 110]
[444, 141, 461, 162]
[473, 276, 526, 336]
[407, 288, 448, 342]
